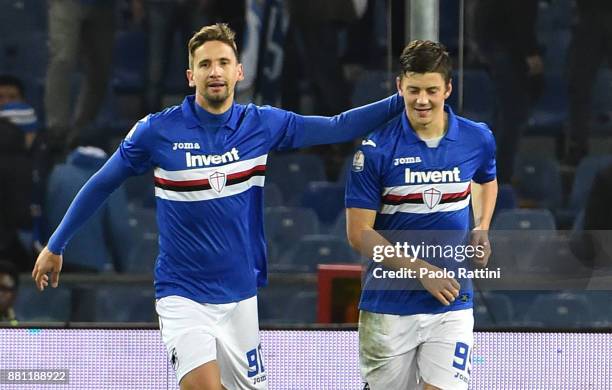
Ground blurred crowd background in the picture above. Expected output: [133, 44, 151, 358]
[1, 0, 612, 329]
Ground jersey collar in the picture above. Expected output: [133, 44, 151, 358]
[182, 95, 240, 131]
[401, 104, 459, 144]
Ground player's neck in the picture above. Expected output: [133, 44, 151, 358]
[412, 112, 448, 140]
[195, 93, 234, 115]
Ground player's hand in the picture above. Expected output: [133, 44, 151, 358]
[418, 263, 460, 306]
[470, 228, 491, 268]
[31, 247, 63, 291]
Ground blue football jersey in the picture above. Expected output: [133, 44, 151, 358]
[113, 95, 403, 303]
[345, 105, 496, 315]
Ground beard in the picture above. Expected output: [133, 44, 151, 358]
[201, 85, 231, 108]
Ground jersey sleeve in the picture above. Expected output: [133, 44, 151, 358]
[118, 115, 155, 174]
[473, 128, 497, 184]
[262, 94, 404, 151]
[345, 145, 382, 210]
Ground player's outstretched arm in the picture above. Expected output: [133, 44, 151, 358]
[32, 152, 135, 291]
[266, 94, 404, 150]
[298, 93, 404, 147]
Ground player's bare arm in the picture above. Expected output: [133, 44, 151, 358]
[470, 179, 498, 268]
[346, 207, 460, 306]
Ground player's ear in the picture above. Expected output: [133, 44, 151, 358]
[444, 79, 452, 99]
[396, 76, 403, 96]
[186, 69, 196, 88]
[236, 63, 244, 82]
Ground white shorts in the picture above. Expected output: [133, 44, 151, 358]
[156, 295, 267, 389]
[359, 309, 473, 390]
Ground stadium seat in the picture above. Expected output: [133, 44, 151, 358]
[527, 72, 568, 133]
[122, 234, 158, 274]
[524, 292, 593, 328]
[330, 211, 347, 239]
[267, 154, 327, 205]
[277, 234, 356, 272]
[93, 286, 156, 322]
[264, 206, 320, 256]
[124, 173, 156, 208]
[300, 181, 345, 226]
[568, 155, 612, 211]
[491, 209, 557, 273]
[582, 291, 612, 327]
[351, 70, 394, 107]
[494, 184, 517, 213]
[336, 154, 353, 185]
[513, 156, 562, 208]
[448, 69, 495, 125]
[47, 159, 132, 272]
[258, 283, 317, 324]
[128, 206, 159, 239]
[473, 292, 514, 328]
[264, 183, 283, 207]
[0, 0, 47, 40]
[492, 209, 556, 230]
[14, 286, 72, 322]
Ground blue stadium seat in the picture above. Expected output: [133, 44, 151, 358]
[525, 292, 593, 328]
[128, 206, 159, 239]
[14, 286, 72, 322]
[300, 181, 345, 226]
[264, 207, 320, 257]
[448, 69, 495, 125]
[267, 154, 327, 205]
[473, 292, 514, 328]
[351, 70, 393, 107]
[582, 291, 612, 327]
[285, 290, 318, 323]
[491, 209, 557, 272]
[336, 154, 353, 185]
[527, 72, 568, 133]
[124, 173, 156, 208]
[47, 153, 133, 272]
[494, 184, 517, 213]
[264, 183, 283, 207]
[0, 0, 47, 40]
[513, 156, 562, 208]
[277, 234, 356, 272]
[492, 209, 556, 230]
[122, 234, 158, 274]
[330, 211, 347, 239]
[93, 286, 156, 322]
[0, 31, 48, 85]
[568, 155, 612, 211]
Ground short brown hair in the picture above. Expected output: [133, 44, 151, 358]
[399, 40, 452, 84]
[188, 23, 239, 69]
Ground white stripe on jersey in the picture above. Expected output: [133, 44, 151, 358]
[382, 181, 470, 196]
[380, 195, 471, 214]
[154, 154, 268, 181]
[155, 175, 265, 202]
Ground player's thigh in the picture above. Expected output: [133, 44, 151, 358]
[156, 296, 222, 386]
[216, 295, 268, 390]
[418, 309, 474, 390]
[180, 360, 225, 390]
[359, 310, 419, 390]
